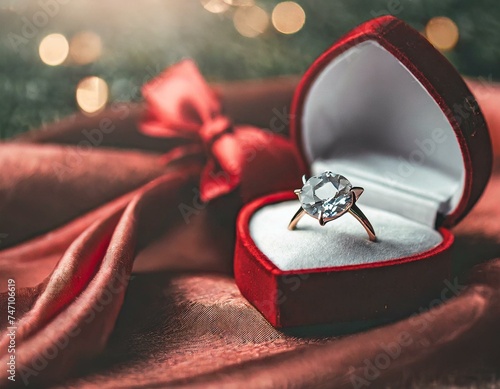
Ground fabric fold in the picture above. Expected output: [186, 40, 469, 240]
[0, 60, 302, 386]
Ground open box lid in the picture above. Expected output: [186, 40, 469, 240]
[290, 16, 492, 229]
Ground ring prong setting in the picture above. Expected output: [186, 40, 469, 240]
[301, 175, 308, 185]
[319, 211, 325, 226]
[294, 189, 302, 196]
[351, 187, 364, 202]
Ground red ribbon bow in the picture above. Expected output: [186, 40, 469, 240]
[140, 60, 303, 203]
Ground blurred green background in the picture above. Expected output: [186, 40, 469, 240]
[0, 0, 499, 138]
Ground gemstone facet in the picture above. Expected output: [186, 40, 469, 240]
[299, 172, 353, 220]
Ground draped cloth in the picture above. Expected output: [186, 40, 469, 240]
[0, 61, 499, 388]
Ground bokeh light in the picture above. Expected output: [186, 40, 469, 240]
[39, 34, 69, 66]
[76, 76, 109, 114]
[425, 16, 459, 51]
[69, 31, 103, 65]
[272, 2, 305, 35]
[224, 0, 254, 6]
[233, 6, 269, 38]
[200, 0, 229, 14]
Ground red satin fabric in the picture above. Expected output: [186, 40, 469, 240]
[0, 59, 499, 388]
[0, 61, 302, 387]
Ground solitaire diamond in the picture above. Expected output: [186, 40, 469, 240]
[289, 171, 375, 240]
[299, 172, 353, 220]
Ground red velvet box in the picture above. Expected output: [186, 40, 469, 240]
[233, 16, 492, 329]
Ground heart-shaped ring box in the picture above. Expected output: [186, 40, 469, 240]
[233, 16, 492, 328]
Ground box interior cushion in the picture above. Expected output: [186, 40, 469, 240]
[301, 40, 465, 227]
[249, 200, 443, 271]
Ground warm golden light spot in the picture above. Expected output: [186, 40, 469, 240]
[272, 2, 305, 35]
[39, 34, 69, 66]
[224, 0, 254, 6]
[233, 6, 269, 38]
[76, 76, 109, 114]
[69, 31, 102, 65]
[425, 16, 459, 51]
[201, 0, 229, 13]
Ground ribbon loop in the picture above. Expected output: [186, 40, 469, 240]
[140, 59, 303, 203]
[139, 60, 243, 202]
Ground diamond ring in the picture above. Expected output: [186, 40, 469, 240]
[288, 171, 376, 241]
